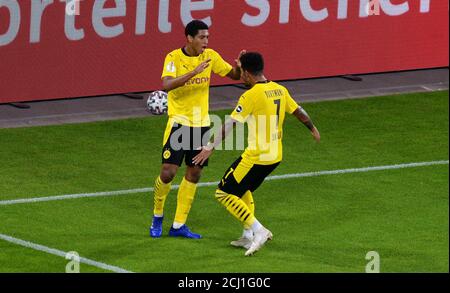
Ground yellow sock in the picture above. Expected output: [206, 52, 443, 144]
[174, 177, 197, 224]
[215, 189, 255, 228]
[153, 176, 171, 216]
[241, 191, 254, 229]
[241, 191, 254, 214]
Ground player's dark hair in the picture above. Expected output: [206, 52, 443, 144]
[185, 20, 209, 37]
[240, 52, 264, 76]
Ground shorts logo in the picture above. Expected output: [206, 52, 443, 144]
[163, 149, 171, 159]
[236, 105, 243, 113]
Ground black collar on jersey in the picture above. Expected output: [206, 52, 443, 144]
[181, 47, 199, 57]
[256, 80, 270, 84]
[181, 47, 189, 56]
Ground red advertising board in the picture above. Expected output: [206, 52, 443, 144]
[0, 0, 448, 103]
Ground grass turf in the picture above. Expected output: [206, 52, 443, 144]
[0, 90, 448, 272]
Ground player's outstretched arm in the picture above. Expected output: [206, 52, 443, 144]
[226, 50, 246, 80]
[162, 59, 211, 91]
[292, 107, 321, 143]
[192, 118, 238, 165]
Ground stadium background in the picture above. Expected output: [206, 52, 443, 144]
[0, 0, 448, 103]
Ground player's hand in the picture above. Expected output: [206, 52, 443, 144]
[311, 127, 320, 143]
[192, 144, 214, 165]
[194, 59, 211, 75]
[235, 50, 246, 68]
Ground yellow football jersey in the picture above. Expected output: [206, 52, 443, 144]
[161, 48, 232, 127]
[230, 81, 299, 165]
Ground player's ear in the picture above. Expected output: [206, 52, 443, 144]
[187, 35, 194, 43]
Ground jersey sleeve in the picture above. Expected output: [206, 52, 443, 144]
[230, 94, 254, 123]
[285, 88, 299, 114]
[210, 50, 233, 77]
[161, 52, 177, 79]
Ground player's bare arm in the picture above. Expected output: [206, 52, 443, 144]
[162, 59, 211, 91]
[293, 106, 321, 143]
[192, 118, 238, 165]
[226, 50, 247, 80]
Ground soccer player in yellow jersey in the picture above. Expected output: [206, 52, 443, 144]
[150, 20, 244, 239]
[193, 52, 320, 255]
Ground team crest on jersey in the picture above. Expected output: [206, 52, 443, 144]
[163, 149, 171, 159]
[236, 105, 243, 113]
[166, 61, 176, 73]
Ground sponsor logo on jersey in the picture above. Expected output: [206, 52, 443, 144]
[185, 77, 210, 86]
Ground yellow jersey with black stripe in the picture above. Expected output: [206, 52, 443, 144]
[230, 81, 299, 165]
[161, 48, 232, 127]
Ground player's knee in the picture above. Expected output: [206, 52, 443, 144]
[160, 166, 177, 183]
[185, 167, 202, 183]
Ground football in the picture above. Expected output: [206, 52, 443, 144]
[146, 90, 168, 115]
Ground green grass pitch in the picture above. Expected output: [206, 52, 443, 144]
[0, 91, 448, 272]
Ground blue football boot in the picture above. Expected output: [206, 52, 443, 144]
[149, 216, 164, 238]
[168, 225, 202, 239]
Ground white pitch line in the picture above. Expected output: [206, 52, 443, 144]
[266, 160, 449, 180]
[0, 233, 133, 273]
[0, 160, 448, 206]
[0, 188, 154, 206]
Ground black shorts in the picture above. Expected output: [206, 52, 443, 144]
[161, 122, 211, 167]
[218, 157, 280, 197]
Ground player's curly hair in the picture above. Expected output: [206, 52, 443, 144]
[240, 52, 264, 76]
[185, 20, 209, 37]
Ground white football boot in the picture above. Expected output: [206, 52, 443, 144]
[230, 236, 253, 249]
[231, 229, 253, 249]
[244, 227, 273, 256]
